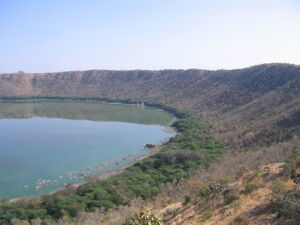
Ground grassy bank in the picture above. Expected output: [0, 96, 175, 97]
[0, 99, 227, 224]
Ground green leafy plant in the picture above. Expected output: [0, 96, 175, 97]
[123, 205, 163, 225]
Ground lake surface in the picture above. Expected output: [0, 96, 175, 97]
[0, 101, 175, 198]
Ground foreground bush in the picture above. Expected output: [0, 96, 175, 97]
[123, 206, 163, 225]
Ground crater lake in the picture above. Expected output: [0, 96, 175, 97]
[0, 100, 175, 198]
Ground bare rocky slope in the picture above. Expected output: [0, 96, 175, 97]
[1, 63, 300, 150]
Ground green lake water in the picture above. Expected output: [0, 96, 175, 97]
[0, 101, 175, 198]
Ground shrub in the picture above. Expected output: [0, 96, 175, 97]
[123, 206, 163, 225]
[271, 182, 286, 196]
[161, 150, 203, 164]
[184, 195, 192, 205]
[241, 182, 259, 194]
[273, 190, 300, 223]
[198, 182, 226, 200]
[92, 200, 115, 209]
[200, 209, 215, 222]
[285, 149, 300, 184]
[230, 200, 243, 210]
[223, 187, 240, 204]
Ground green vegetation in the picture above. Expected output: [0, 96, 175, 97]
[285, 149, 300, 184]
[270, 150, 300, 224]
[198, 182, 227, 201]
[273, 190, 300, 224]
[241, 182, 259, 194]
[123, 205, 163, 225]
[271, 182, 286, 196]
[200, 209, 215, 222]
[0, 109, 227, 224]
[223, 187, 240, 204]
[229, 200, 243, 210]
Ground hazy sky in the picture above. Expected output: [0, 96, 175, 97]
[1, 0, 300, 73]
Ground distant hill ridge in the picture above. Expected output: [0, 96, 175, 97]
[1, 63, 300, 150]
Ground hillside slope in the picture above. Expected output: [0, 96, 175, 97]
[1, 63, 300, 150]
[160, 162, 298, 225]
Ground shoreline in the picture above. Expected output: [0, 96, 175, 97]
[63, 151, 158, 191]
[8, 146, 163, 204]
[0, 96, 185, 119]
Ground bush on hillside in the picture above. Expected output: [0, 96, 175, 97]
[272, 189, 300, 224]
[241, 182, 259, 194]
[123, 205, 163, 225]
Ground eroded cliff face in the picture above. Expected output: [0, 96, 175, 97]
[0, 73, 36, 96]
[1, 63, 300, 150]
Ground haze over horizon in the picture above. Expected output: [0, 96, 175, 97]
[1, 0, 300, 73]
